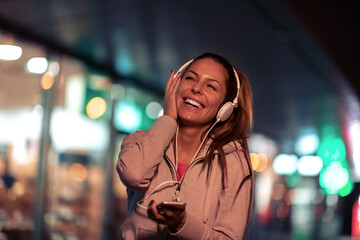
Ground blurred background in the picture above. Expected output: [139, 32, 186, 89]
[0, 0, 359, 239]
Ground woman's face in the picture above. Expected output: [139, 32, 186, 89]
[176, 58, 228, 127]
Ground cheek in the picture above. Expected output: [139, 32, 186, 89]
[211, 93, 226, 109]
[176, 81, 185, 95]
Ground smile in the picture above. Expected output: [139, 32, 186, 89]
[184, 98, 204, 109]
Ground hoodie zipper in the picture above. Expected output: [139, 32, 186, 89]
[178, 157, 205, 184]
[164, 154, 178, 181]
[164, 154, 205, 184]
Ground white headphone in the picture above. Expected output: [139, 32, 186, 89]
[174, 59, 241, 122]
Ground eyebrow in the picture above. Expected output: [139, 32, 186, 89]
[187, 70, 222, 86]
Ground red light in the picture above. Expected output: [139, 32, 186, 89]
[352, 199, 360, 237]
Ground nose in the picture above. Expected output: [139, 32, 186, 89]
[191, 81, 203, 95]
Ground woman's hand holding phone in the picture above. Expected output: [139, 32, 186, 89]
[157, 201, 186, 211]
[147, 200, 187, 233]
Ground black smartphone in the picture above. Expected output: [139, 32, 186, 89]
[157, 201, 186, 211]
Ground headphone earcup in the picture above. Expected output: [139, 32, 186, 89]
[216, 102, 234, 122]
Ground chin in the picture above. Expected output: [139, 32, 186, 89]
[179, 114, 214, 127]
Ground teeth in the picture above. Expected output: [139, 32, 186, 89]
[185, 98, 202, 108]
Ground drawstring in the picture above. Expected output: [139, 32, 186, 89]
[136, 181, 180, 210]
[203, 154, 218, 223]
[175, 119, 220, 183]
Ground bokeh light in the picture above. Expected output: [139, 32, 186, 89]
[251, 153, 268, 172]
[272, 183, 286, 201]
[295, 128, 319, 156]
[41, 72, 55, 90]
[339, 179, 354, 197]
[319, 161, 349, 194]
[286, 171, 301, 188]
[349, 121, 360, 177]
[114, 101, 142, 133]
[317, 136, 346, 167]
[146, 101, 163, 119]
[0, 44, 22, 60]
[69, 163, 87, 182]
[49, 61, 60, 76]
[86, 97, 107, 119]
[26, 57, 48, 74]
[273, 154, 298, 175]
[250, 153, 260, 170]
[12, 182, 25, 196]
[297, 156, 323, 176]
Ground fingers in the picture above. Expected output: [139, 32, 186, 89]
[147, 200, 166, 223]
[163, 70, 181, 120]
[165, 70, 176, 91]
[147, 200, 187, 232]
[165, 70, 181, 97]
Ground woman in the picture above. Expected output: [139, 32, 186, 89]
[117, 52, 254, 239]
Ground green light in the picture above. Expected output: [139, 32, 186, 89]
[317, 136, 346, 166]
[319, 161, 349, 194]
[339, 179, 353, 197]
[286, 171, 300, 188]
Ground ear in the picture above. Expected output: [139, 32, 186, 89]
[216, 102, 234, 122]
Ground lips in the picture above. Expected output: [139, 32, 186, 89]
[184, 98, 204, 109]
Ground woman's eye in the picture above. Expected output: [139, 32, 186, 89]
[208, 84, 216, 90]
[185, 77, 195, 81]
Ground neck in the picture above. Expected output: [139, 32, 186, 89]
[177, 123, 210, 148]
[175, 120, 219, 165]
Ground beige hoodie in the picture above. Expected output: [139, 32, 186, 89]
[116, 115, 253, 240]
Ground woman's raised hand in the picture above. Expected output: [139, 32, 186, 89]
[163, 70, 181, 121]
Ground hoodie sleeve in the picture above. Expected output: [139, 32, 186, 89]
[171, 150, 253, 240]
[116, 115, 177, 191]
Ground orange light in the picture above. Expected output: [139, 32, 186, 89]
[250, 153, 260, 170]
[13, 182, 25, 196]
[86, 97, 107, 119]
[255, 153, 269, 172]
[41, 72, 55, 90]
[272, 183, 286, 200]
[69, 163, 87, 182]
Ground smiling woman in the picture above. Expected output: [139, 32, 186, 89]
[116, 52, 254, 240]
[176, 58, 227, 129]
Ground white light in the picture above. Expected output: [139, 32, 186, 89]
[290, 188, 314, 205]
[158, 109, 164, 118]
[350, 121, 360, 177]
[26, 57, 48, 74]
[0, 45, 22, 60]
[0, 109, 32, 165]
[273, 154, 298, 175]
[49, 61, 60, 76]
[65, 75, 85, 112]
[114, 102, 142, 132]
[50, 109, 109, 152]
[146, 101, 163, 119]
[297, 156, 323, 176]
[320, 161, 349, 191]
[28, 105, 43, 139]
[295, 130, 319, 155]
[247, 133, 278, 159]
